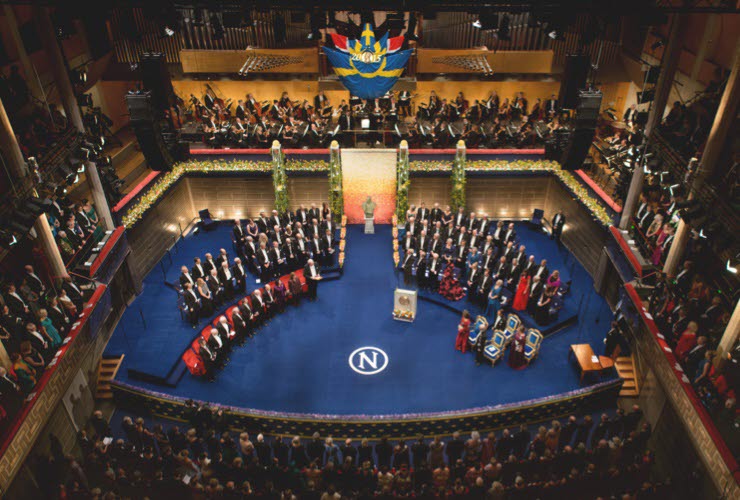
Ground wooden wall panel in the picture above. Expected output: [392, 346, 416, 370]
[180, 48, 319, 74]
[287, 177, 329, 211]
[408, 177, 452, 209]
[417, 49, 554, 74]
[127, 180, 195, 279]
[544, 177, 607, 275]
[187, 177, 276, 221]
[466, 177, 550, 220]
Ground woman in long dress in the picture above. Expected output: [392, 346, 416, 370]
[508, 326, 527, 369]
[535, 288, 552, 325]
[38, 309, 62, 350]
[485, 280, 504, 319]
[455, 310, 471, 353]
[439, 263, 466, 301]
[196, 278, 213, 317]
[512, 274, 531, 311]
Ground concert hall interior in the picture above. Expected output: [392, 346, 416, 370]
[0, 1, 738, 499]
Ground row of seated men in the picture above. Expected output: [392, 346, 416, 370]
[398, 208, 552, 288]
[178, 205, 333, 323]
[233, 205, 339, 279]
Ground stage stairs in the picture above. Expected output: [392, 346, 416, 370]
[95, 355, 125, 399]
[615, 355, 639, 397]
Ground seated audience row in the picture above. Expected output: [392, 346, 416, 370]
[41, 402, 666, 499]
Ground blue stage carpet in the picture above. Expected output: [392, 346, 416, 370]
[107, 223, 615, 416]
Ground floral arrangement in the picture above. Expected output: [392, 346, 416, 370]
[402, 158, 612, 226]
[393, 309, 414, 319]
[284, 159, 329, 171]
[392, 227, 398, 239]
[392, 240, 399, 251]
[339, 240, 346, 252]
[328, 142, 345, 218]
[339, 251, 345, 268]
[272, 143, 290, 215]
[340, 227, 347, 240]
[122, 159, 271, 228]
[393, 251, 400, 266]
[409, 160, 453, 172]
[396, 141, 411, 224]
[450, 142, 467, 212]
[341, 215, 347, 227]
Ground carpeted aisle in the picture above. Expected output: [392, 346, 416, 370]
[107, 223, 616, 416]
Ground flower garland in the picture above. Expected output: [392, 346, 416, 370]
[271, 144, 290, 215]
[396, 141, 410, 224]
[406, 159, 612, 226]
[284, 159, 329, 172]
[122, 159, 271, 228]
[329, 142, 344, 218]
[450, 142, 467, 212]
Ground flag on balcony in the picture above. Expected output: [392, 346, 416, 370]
[323, 24, 412, 100]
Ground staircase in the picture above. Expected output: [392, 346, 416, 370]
[615, 355, 639, 397]
[95, 355, 125, 399]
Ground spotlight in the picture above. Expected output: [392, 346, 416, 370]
[96, 156, 112, 167]
[164, 26, 175, 37]
[472, 19, 482, 29]
[727, 260, 738, 274]
[77, 93, 93, 107]
[0, 230, 18, 248]
[70, 68, 87, 85]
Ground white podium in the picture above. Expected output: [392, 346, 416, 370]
[364, 217, 375, 234]
[393, 288, 417, 322]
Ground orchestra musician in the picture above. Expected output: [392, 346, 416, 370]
[185, 86, 566, 150]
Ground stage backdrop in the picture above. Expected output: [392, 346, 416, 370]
[341, 149, 397, 223]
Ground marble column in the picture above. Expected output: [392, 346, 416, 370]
[662, 38, 740, 275]
[36, 6, 114, 230]
[619, 14, 687, 230]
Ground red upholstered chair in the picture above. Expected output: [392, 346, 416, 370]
[226, 306, 237, 324]
[183, 349, 206, 376]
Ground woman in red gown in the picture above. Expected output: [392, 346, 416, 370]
[456, 310, 472, 353]
[508, 326, 527, 369]
[512, 274, 531, 311]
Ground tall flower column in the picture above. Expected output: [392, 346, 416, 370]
[329, 141, 344, 218]
[271, 141, 290, 213]
[396, 140, 410, 224]
[451, 140, 467, 212]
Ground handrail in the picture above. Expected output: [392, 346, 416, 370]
[623, 283, 740, 486]
[0, 285, 108, 458]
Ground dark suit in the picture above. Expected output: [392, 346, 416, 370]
[304, 263, 320, 299]
[232, 263, 247, 292]
[552, 213, 566, 240]
[183, 288, 200, 325]
[180, 272, 195, 289]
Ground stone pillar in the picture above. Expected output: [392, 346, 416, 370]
[661, 38, 740, 274]
[0, 342, 9, 370]
[33, 216, 69, 280]
[662, 219, 690, 276]
[2, 4, 43, 100]
[36, 6, 114, 231]
[1, 90, 68, 281]
[715, 300, 740, 369]
[620, 14, 687, 230]
[0, 96, 29, 186]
